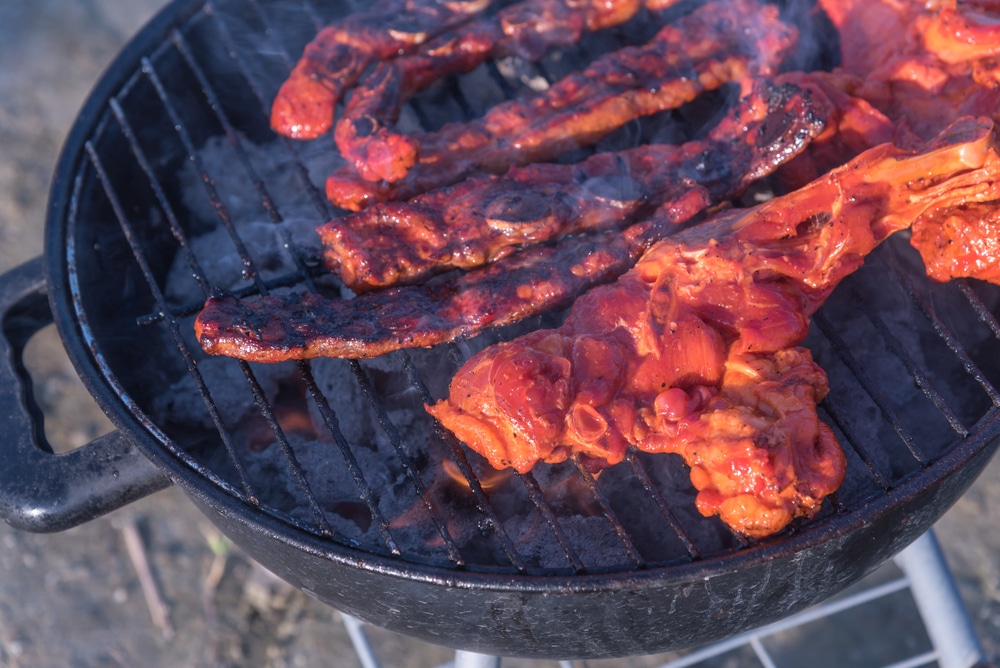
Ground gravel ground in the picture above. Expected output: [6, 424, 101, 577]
[0, 2, 997, 667]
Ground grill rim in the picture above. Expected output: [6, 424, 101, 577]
[28, 0, 1000, 655]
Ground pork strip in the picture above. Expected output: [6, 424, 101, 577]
[325, 0, 797, 211]
[270, 0, 494, 140]
[319, 77, 824, 292]
[334, 0, 670, 183]
[427, 117, 1000, 538]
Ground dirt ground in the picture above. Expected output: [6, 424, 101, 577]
[0, 1, 997, 667]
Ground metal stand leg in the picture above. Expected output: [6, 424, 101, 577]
[340, 614, 381, 668]
[892, 529, 986, 668]
[452, 651, 501, 668]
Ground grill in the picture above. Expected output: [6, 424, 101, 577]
[2, 0, 1000, 660]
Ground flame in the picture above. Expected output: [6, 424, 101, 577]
[442, 459, 513, 491]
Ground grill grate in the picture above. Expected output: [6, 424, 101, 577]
[63, 0, 1000, 579]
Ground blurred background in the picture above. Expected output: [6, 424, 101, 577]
[0, 1, 997, 666]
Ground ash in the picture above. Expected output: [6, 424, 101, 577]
[164, 132, 342, 306]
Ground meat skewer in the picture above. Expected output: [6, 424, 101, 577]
[334, 0, 673, 183]
[319, 77, 824, 292]
[195, 78, 826, 361]
[269, 0, 495, 140]
[427, 117, 1000, 538]
[324, 0, 797, 211]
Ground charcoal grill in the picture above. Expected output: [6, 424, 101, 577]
[0, 0, 999, 660]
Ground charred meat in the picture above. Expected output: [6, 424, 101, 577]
[270, 0, 494, 140]
[319, 77, 825, 292]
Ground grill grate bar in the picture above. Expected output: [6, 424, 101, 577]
[299, 0, 326, 31]
[141, 57, 269, 296]
[624, 449, 701, 559]
[83, 139, 261, 502]
[350, 359, 466, 566]
[205, 1, 334, 221]
[818, 400, 893, 492]
[572, 456, 645, 568]
[170, 28, 319, 295]
[399, 352, 527, 571]
[813, 311, 928, 466]
[958, 279, 1000, 343]
[297, 359, 401, 554]
[108, 97, 211, 298]
[852, 284, 970, 438]
[239, 359, 335, 534]
[514, 470, 588, 572]
[885, 255, 1000, 409]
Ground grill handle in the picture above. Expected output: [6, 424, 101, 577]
[0, 257, 172, 533]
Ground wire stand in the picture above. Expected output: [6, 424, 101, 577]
[340, 527, 990, 668]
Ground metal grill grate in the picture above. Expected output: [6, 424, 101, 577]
[62, 0, 1000, 583]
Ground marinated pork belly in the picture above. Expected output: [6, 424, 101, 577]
[196, 78, 825, 361]
[269, 0, 494, 140]
[324, 0, 796, 211]
[196, 227, 653, 362]
[427, 117, 1000, 538]
[319, 78, 824, 292]
[335, 0, 663, 183]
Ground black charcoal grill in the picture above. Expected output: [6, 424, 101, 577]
[1, 0, 999, 660]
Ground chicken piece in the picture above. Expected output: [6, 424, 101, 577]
[428, 117, 1000, 538]
[319, 77, 824, 292]
[335, 0, 655, 183]
[324, 0, 796, 210]
[270, 0, 493, 140]
[819, 0, 1000, 140]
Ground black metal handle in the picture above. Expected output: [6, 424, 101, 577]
[0, 257, 172, 532]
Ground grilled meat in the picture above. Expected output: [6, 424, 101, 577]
[196, 77, 826, 361]
[195, 223, 662, 362]
[911, 198, 1000, 284]
[269, 0, 493, 140]
[335, 0, 660, 183]
[818, 1, 1000, 288]
[324, 0, 797, 211]
[427, 117, 1000, 538]
[319, 77, 825, 292]
[770, 71, 896, 189]
[818, 0, 1000, 141]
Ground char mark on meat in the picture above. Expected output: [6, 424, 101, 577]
[427, 117, 1000, 538]
[324, 0, 798, 211]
